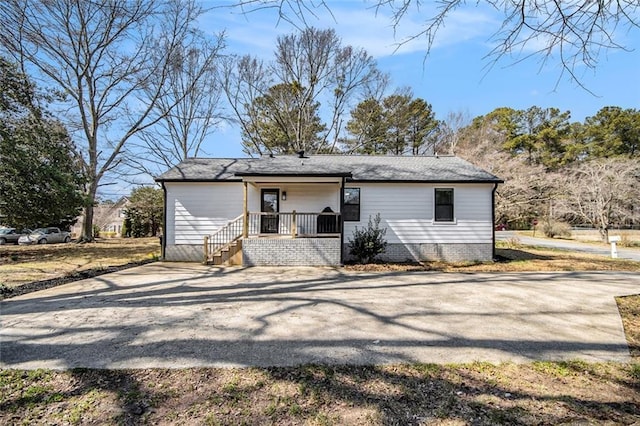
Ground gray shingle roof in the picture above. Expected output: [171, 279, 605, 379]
[155, 155, 502, 183]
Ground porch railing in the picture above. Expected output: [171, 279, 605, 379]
[247, 211, 341, 237]
[204, 214, 243, 261]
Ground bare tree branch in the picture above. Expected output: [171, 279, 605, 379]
[231, 1, 639, 89]
[126, 1, 227, 177]
[0, 0, 210, 240]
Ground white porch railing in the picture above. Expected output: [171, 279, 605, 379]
[247, 211, 341, 237]
[204, 214, 243, 262]
[203, 211, 341, 263]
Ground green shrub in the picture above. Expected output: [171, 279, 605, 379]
[541, 219, 572, 238]
[348, 213, 387, 264]
[92, 224, 100, 238]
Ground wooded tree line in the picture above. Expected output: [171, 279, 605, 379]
[454, 106, 639, 241]
[0, 0, 637, 240]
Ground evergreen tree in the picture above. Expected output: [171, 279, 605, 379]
[344, 98, 387, 154]
[583, 107, 640, 158]
[0, 57, 84, 229]
[344, 94, 438, 155]
[124, 187, 163, 237]
[242, 82, 327, 154]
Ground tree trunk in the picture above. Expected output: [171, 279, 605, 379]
[599, 227, 609, 243]
[80, 183, 98, 242]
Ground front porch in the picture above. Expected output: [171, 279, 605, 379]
[203, 211, 343, 266]
[198, 172, 348, 266]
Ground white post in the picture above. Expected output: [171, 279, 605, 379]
[243, 181, 248, 238]
[608, 235, 620, 259]
[292, 210, 297, 238]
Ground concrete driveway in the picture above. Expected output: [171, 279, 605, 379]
[1, 263, 638, 369]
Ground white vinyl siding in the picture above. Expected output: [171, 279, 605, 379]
[165, 181, 494, 247]
[343, 183, 494, 244]
[166, 182, 340, 245]
[165, 182, 243, 245]
[248, 183, 339, 213]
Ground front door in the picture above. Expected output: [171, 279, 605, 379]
[261, 189, 279, 233]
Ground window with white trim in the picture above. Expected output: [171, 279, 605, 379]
[434, 188, 454, 222]
[343, 188, 360, 222]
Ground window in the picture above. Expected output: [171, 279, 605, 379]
[343, 188, 360, 222]
[434, 188, 454, 222]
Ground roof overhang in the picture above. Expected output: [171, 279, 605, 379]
[155, 178, 243, 183]
[346, 178, 504, 184]
[238, 174, 348, 184]
[235, 172, 351, 177]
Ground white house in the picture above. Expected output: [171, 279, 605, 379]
[71, 196, 129, 238]
[155, 154, 503, 265]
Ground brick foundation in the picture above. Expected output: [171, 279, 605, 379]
[165, 240, 493, 264]
[243, 238, 341, 266]
[344, 242, 493, 263]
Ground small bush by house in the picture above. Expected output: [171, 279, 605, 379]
[348, 213, 388, 264]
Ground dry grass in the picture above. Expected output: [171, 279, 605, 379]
[618, 295, 640, 358]
[1, 361, 638, 425]
[492, 246, 640, 272]
[522, 229, 640, 247]
[0, 238, 160, 289]
[1, 240, 639, 424]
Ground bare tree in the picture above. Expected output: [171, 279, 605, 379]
[274, 28, 385, 153]
[0, 0, 206, 241]
[456, 115, 557, 228]
[129, 21, 226, 175]
[232, 1, 639, 89]
[221, 55, 273, 155]
[241, 82, 327, 154]
[556, 158, 640, 241]
[436, 110, 470, 155]
[222, 28, 387, 155]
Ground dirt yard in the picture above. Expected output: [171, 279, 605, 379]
[0, 237, 160, 290]
[1, 359, 638, 425]
[1, 239, 639, 424]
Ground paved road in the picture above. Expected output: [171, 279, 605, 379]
[497, 231, 640, 262]
[1, 264, 638, 369]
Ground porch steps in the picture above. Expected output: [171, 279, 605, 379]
[204, 214, 244, 266]
[208, 239, 242, 266]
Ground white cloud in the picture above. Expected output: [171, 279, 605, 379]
[201, 1, 499, 59]
[301, 4, 498, 57]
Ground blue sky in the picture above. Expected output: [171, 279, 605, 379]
[198, 0, 640, 158]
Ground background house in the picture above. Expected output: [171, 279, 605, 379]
[71, 197, 129, 238]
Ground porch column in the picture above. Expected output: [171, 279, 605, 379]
[339, 177, 345, 265]
[243, 181, 248, 238]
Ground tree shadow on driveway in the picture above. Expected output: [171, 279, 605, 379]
[1, 265, 638, 370]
